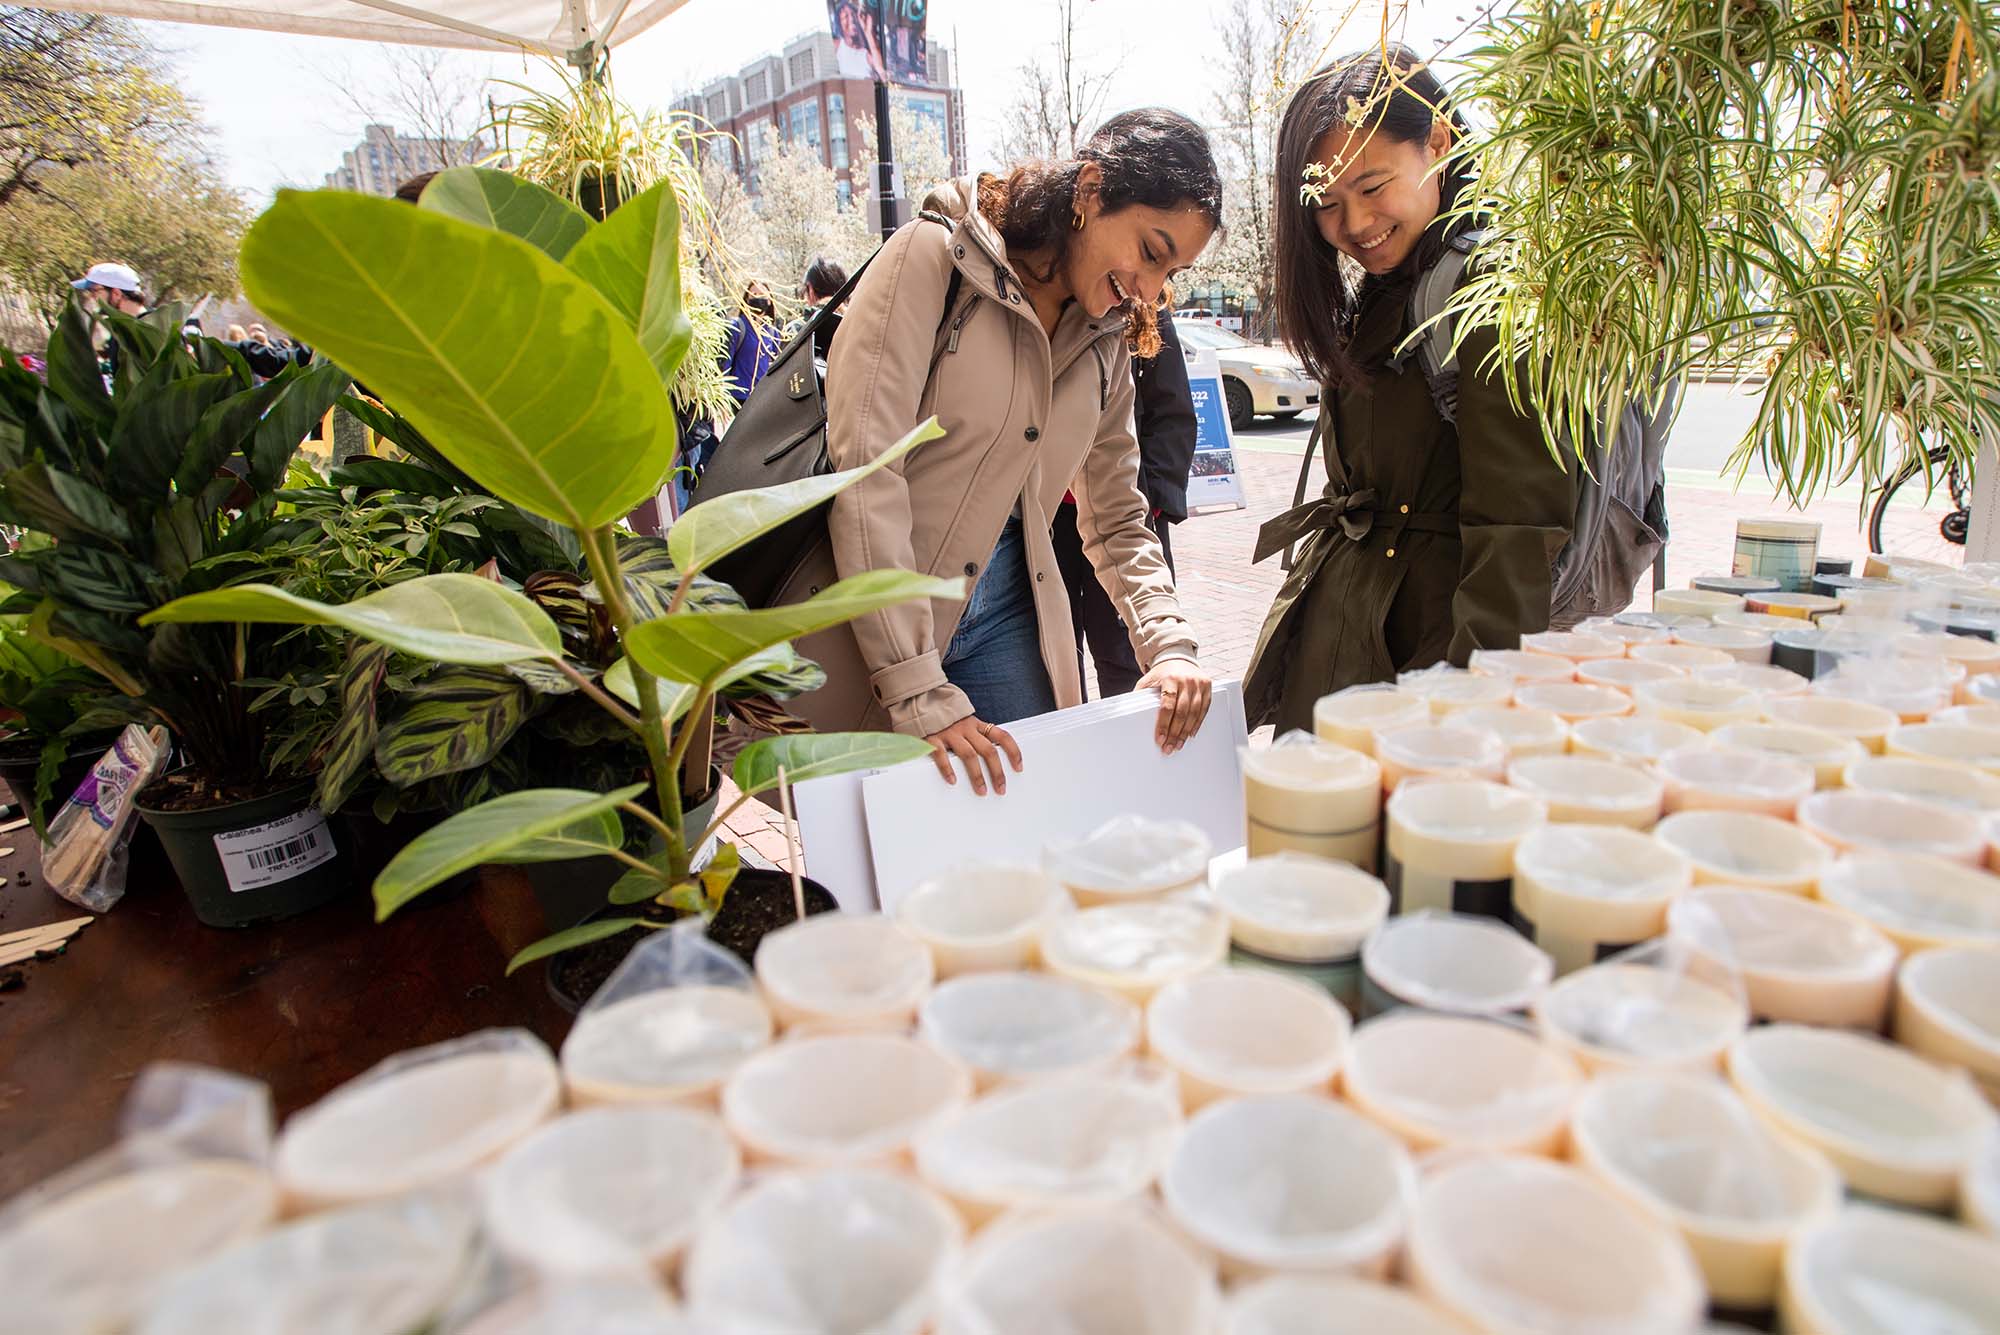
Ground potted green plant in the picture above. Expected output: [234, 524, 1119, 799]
[0, 307, 354, 925]
[0, 576, 114, 836]
[145, 169, 949, 980]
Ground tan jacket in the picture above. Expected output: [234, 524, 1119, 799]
[776, 178, 1198, 737]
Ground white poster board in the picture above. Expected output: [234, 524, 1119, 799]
[794, 680, 1250, 913]
[1183, 348, 1247, 511]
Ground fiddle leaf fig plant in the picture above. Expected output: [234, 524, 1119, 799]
[144, 169, 945, 970]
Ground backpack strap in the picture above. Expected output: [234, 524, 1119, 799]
[1396, 227, 1487, 427]
[774, 210, 967, 363]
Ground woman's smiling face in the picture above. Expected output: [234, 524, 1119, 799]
[1307, 116, 1453, 275]
[1063, 163, 1216, 319]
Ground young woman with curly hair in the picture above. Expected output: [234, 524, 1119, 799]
[775, 108, 1222, 794]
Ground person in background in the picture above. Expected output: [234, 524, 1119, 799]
[72, 262, 147, 321]
[245, 324, 272, 347]
[783, 256, 850, 351]
[1051, 308, 1197, 696]
[720, 281, 779, 408]
[225, 323, 249, 342]
[1245, 46, 1575, 735]
[772, 108, 1222, 794]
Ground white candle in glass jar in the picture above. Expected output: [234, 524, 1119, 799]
[1397, 667, 1513, 716]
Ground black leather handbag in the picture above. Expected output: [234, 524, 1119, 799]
[688, 214, 962, 607]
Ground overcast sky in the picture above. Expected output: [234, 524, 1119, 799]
[153, 0, 1469, 202]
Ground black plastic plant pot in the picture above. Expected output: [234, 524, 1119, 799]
[337, 800, 475, 903]
[0, 734, 120, 834]
[522, 779, 721, 934]
[138, 778, 351, 929]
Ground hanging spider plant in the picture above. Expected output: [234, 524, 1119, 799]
[1408, 0, 2000, 507]
[487, 64, 739, 422]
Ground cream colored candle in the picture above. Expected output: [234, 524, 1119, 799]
[1708, 720, 1864, 789]
[1569, 715, 1708, 765]
[1817, 659, 1962, 722]
[1311, 685, 1430, 755]
[1520, 630, 1626, 663]
[1729, 1025, 1994, 1209]
[1382, 778, 1546, 918]
[1373, 722, 1507, 792]
[1901, 634, 2000, 679]
[1147, 969, 1352, 1109]
[1746, 591, 1841, 620]
[562, 985, 775, 1109]
[1656, 588, 1745, 618]
[1044, 815, 1213, 906]
[1512, 681, 1634, 723]
[1576, 657, 1687, 692]
[1211, 853, 1389, 964]
[1342, 1013, 1583, 1156]
[1657, 745, 1814, 819]
[1715, 609, 1807, 633]
[1359, 910, 1554, 1015]
[1813, 612, 1920, 640]
[1407, 1156, 1705, 1335]
[1818, 853, 2000, 956]
[754, 913, 936, 1032]
[1468, 647, 1578, 683]
[1838, 585, 1927, 619]
[1969, 1125, 2000, 1236]
[1780, 1206, 2000, 1335]
[1673, 624, 1774, 665]
[916, 971, 1140, 1089]
[1224, 1274, 1471, 1335]
[1894, 947, 2000, 1104]
[720, 1033, 970, 1167]
[1240, 736, 1382, 868]
[1652, 810, 1833, 894]
[1534, 952, 1748, 1075]
[1506, 754, 1664, 828]
[1453, 705, 1570, 758]
[1844, 755, 2000, 829]
[1163, 1097, 1413, 1283]
[1579, 616, 1675, 648]
[1396, 667, 1513, 716]
[1632, 679, 1762, 732]
[1632, 642, 1737, 672]
[1693, 660, 1812, 698]
[1570, 1072, 1842, 1311]
[1511, 824, 1690, 973]
[1887, 721, 2000, 775]
[1962, 671, 2000, 707]
[1668, 886, 1898, 1029]
[1934, 703, 2000, 728]
[1763, 693, 1900, 753]
[895, 865, 1070, 977]
[1797, 787, 1988, 864]
[1039, 900, 1230, 1004]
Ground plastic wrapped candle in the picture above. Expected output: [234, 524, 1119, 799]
[1533, 939, 1749, 1076]
[1745, 591, 1841, 620]
[1452, 706, 1570, 759]
[1468, 648, 1578, 683]
[895, 865, 1071, 977]
[1519, 630, 1626, 663]
[1342, 1014, 1582, 1156]
[1886, 721, 2000, 775]
[1511, 824, 1691, 973]
[1578, 617, 1674, 648]
[1568, 715, 1708, 766]
[1796, 788, 1987, 865]
[1708, 721, 1864, 789]
[1382, 778, 1546, 919]
[1511, 681, 1635, 724]
[1395, 665, 1512, 716]
[1668, 886, 1898, 1030]
[1843, 755, 2000, 825]
[1762, 694, 1900, 753]
[1359, 910, 1554, 1016]
[1631, 679, 1762, 732]
[1044, 816, 1213, 906]
[1505, 754, 1664, 828]
[1894, 947, 2000, 1104]
[1815, 658, 1962, 723]
[1631, 643, 1736, 673]
[1933, 703, 2000, 729]
[1714, 610, 1809, 634]
[1373, 722, 1507, 792]
[1675, 624, 1775, 665]
[1211, 853, 1390, 970]
[1239, 733, 1382, 869]
[1779, 1207, 2000, 1335]
[1655, 588, 1745, 619]
[1817, 854, 2000, 956]
[1576, 657, 1687, 693]
[1656, 746, 1814, 819]
[1039, 901, 1231, 1004]
[1311, 685, 1429, 756]
[1693, 661, 1812, 699]
[1652, 810, 1832, 895]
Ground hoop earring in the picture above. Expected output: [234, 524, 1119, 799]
[1071, 208, 1085, 232]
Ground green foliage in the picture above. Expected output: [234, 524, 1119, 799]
[417, 166, 591, 261]
[374, 784, 645, 919]
[1443, 0, 2000, 498]
[732, 733, 937, 799]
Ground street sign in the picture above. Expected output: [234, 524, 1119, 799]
[1183, 348, 1246, 511]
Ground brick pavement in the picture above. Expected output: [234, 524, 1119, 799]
[719, 438, 1960, 860]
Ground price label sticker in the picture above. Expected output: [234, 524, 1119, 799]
[213, 809, 336, 893]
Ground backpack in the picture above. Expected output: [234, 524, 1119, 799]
[1403, 229, 1674, 627]
[686, 214, 964, 607]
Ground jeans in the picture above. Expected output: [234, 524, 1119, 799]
[942, 517, 1058, 725]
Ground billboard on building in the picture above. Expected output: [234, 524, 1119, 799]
[829, 0, 931, 86]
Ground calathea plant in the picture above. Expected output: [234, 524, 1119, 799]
[145, 168, 950, 970]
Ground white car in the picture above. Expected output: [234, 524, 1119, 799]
[1174, 320, 1319, 428]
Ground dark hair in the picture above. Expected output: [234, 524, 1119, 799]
[1274, 44, 1472, 389]
[977, 107, 1222, 358]
[804, 256, 848, 301]
[393, 171, 438, 205]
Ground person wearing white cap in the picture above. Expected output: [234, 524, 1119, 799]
[71, 262, 148, 318]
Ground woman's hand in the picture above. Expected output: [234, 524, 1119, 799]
[926, 716, 1024, 796]
[1137, 659, 1213, 755]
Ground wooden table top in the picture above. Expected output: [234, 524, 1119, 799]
[0, 826, 572, 1202]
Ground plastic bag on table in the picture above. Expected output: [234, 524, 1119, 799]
[560, 919, 773, 1107]
[273, 1028, 561, 1211]
[0, 1063, 278, 1333]
[40, 723, 168, 912]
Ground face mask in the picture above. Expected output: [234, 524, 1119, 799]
[748, 296, 776, 319]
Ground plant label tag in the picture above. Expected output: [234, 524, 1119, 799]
[213, 810, 336, 893]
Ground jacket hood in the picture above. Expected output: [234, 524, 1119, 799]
[920, 176, 1009, 267]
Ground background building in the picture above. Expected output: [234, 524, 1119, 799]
[676, 30, 965, 231]
[323, 123, 489, 195]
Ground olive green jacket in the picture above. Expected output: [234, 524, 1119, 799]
[1245, 224, 1580, 735]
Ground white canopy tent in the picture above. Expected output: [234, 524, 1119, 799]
[27, 0, 692, 69]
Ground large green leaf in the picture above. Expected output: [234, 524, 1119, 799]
[37, 545, 158, 613]
[374, 668, 533, 785]
[506, 917, 648, 976]
[105, 370, 235, 502]
[667, 419, 944, 576]
[2, 463, 133, 545]
[247, 362, 353, 492]
[374, 783, 647, 919]
[732, 733, 936, 798]
[315, 640, 389, 813]
[601, 656, 696, 723]
[141, 572, 564, 665]
[419, 167, 593, 261]
[43, 303, 111, 434]
[624, 570, 963, 690]
[239, 190, 676, 531]
[564, 179, 692, 388]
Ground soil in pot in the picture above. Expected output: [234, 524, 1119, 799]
[547, 869, 838, 1013]
[138, 773, 351, 929]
